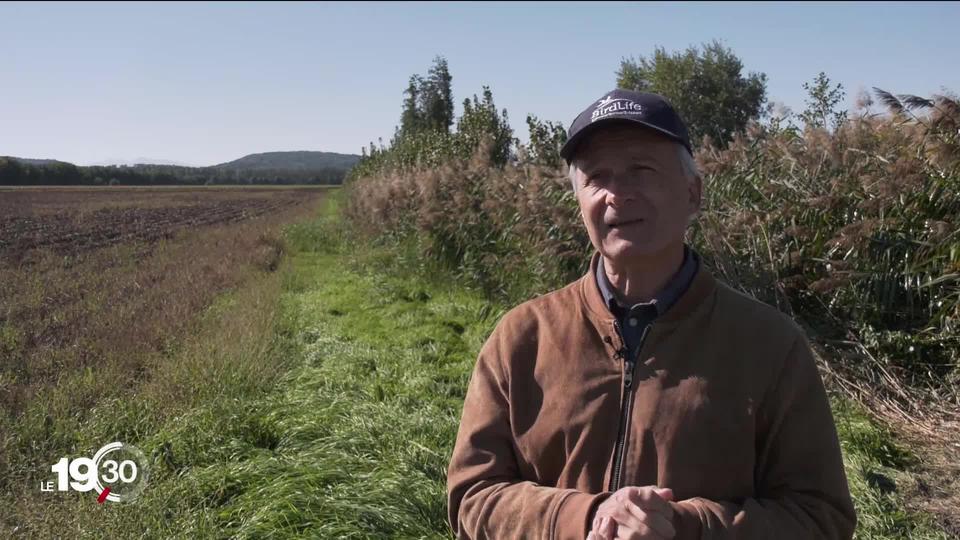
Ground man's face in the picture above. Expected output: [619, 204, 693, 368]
[572, 125, 701, 263]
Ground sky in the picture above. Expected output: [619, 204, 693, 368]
[1, 1, 958, 167]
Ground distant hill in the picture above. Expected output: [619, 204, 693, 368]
[215, 151, 361, 172]
[88, 157, 199, 167]
[1, 150, 363, 186]
[4, 150, 363, 173]
[6, 157, 74, 167]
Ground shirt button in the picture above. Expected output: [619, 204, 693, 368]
[628, 318, 638, 327]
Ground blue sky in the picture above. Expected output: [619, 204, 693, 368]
[1, 1, 957, 166]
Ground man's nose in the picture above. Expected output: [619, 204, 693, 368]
[604, 175, 639, 207]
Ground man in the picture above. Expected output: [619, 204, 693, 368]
[446, 89, 856, 540]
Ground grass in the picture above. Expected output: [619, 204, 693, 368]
[141, 197, 500, 537]
[834, 399, 951, 538]
[1, 189, 325, 535]
[4, 240, 299, 536]
[5, 190, 953, 538]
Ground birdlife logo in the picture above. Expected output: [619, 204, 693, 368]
[591, 95, 644, 122]
[40, 442, 150, 503]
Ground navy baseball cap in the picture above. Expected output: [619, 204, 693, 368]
[560, 89, 692, 163]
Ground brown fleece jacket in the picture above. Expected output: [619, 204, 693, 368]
[446, 251, 856, 539]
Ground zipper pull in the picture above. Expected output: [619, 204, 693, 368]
[624, 359, 635, 389]
[612, 320, 626, 353]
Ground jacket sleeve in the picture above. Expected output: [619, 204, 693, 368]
[669, 331, 858, 540]
[446, 321, 609, 540]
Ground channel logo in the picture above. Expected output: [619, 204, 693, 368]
[41, 442, 150, 503]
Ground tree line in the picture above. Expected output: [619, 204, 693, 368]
[0, 159, 348, 186]
[350, 40, 869, 182]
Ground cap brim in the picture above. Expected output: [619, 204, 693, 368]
[560, 117, 687, 163]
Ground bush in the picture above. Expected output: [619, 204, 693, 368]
[345, 88, 960, 406]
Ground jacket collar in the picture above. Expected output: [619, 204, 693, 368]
[596, 245, 699, 317]
[579, 249, 717, 333]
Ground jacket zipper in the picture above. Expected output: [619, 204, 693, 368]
[608, 320, 652, 492]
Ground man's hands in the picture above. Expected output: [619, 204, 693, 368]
[586, 486, 676, 540]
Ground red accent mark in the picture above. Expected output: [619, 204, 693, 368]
[97, 487, 111, 504]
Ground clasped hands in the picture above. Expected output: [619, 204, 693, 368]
[587, 485, 676, 540]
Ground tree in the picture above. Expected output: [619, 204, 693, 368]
[800, 72, 847, 131]
[617, 40, 767, 148]
[456, 87, 514, 166]
[396, 56, 454, 138]
[351, 58, 518, 179]
[399, 75, 424, 137]
[0, 157, 24, 185]
[423, 56, 454, 133]
[524, 114, 567, 167]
